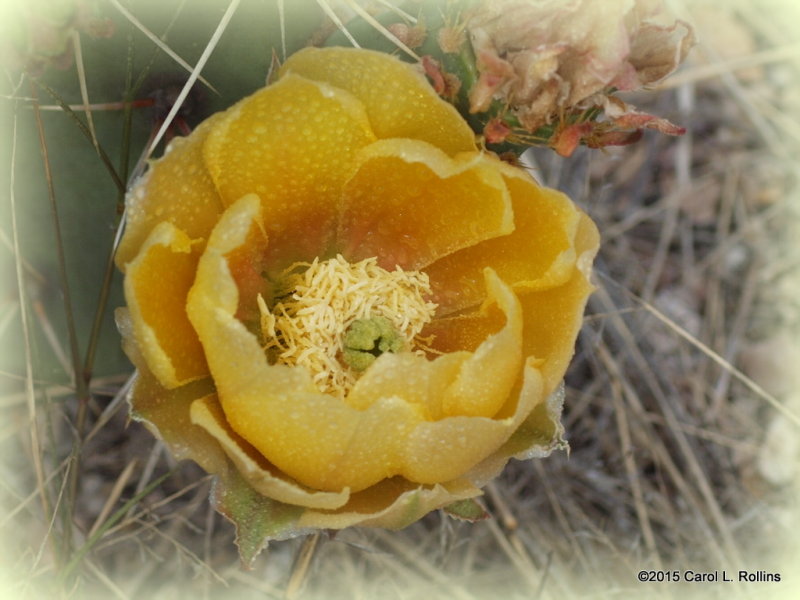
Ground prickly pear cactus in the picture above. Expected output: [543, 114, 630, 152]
[0, 0, 324, 383]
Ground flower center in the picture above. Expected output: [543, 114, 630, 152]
[257, 255, 437, 397]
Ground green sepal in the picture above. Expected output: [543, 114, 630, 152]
[443, 498, 488, 522]
[504, 382, 568, 459]
[211, 462, 305, 568]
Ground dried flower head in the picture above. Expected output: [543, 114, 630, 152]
[464, 0, 693, 153]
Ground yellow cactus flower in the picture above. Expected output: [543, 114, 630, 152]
[116, 47, 599, 549]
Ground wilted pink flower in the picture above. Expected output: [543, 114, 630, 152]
[466, 0, 693, 153]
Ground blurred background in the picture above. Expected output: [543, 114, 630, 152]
[1, 0, 798, 598]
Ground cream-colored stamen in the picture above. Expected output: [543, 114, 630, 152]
[258, 254, 437, 397]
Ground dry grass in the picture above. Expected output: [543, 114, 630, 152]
[2, 0, 799, 598]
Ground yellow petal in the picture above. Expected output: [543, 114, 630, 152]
[345, 351, 470, 419]
[123, 222, 208, 388]
[421, 308, 505, 358]
[190, 395, 350, 510]
[459, 371, 564, 488]
[116, 308, 223, 474]
[116, 114, 224, 269]
[298, 477, 481, 531]
[439, 269, 522, 418]
[517, 211, 599, 393]
[338, 140, 513, 270]
[424, 211, 599, 397]
[282, 47, 476, 155]
[402, 345, 542, 486]
[202, 73, 376, 270]
[424, 161, 581, 315]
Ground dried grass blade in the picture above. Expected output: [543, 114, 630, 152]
[84, 559, 129, 600]
[30, 79, 125, 195]
[0, 227, 46, 284]
[82, 222, 126, 386]
[482, 507, 553, 598]
[32, 456, 73, 573]
[277, 0, 287, 60]
[600, 345, 662, 567]
[7, 106, 43, 510]
[32, 100, 150, 112]
[145, 0, 240, 160]
[57, 469, 174, 584]
[71, 31, 98, 150]
[0, 457, 68, 529]
[80, 37, 138, 382]
[31, 85, 104, 394]
[315, 0, 361, 48]
[31, 298, 71, 376]
[285, 532, 321, 599]
[656, 41, 800, 89]
[84, 375, 135, 444]
[108, 0, 217, 93]
[0, 302, 20, 341]
[373, 0, 417, 23]
[639, 296, 800, 428]
[87, 459, 139, 539]
[372, 529, 475, 600]
[532, 461, 591, 573]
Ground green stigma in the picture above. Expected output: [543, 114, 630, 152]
[342, 317, 404, 372]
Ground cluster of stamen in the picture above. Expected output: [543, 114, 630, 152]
[258, 255, 437, 397]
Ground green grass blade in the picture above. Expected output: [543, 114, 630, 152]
[57, 469, 175, 585]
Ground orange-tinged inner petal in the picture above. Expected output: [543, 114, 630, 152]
[425, 163, 581, 315]
[402, 359, 543, 485]
[281, 46, 477, 155]
[516, 268, 593, 394]
[423, 211, 599, 397]
[338, 140, 513, 270]
[439, 269, 522, 418]
[202, 74, 376, 270]
[117, 114, 225, 269]
[223, 212, 270, 325]
[517, 211, 598, 392]
[124, 222, 208, 388]
[422, 310, 504, 357]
